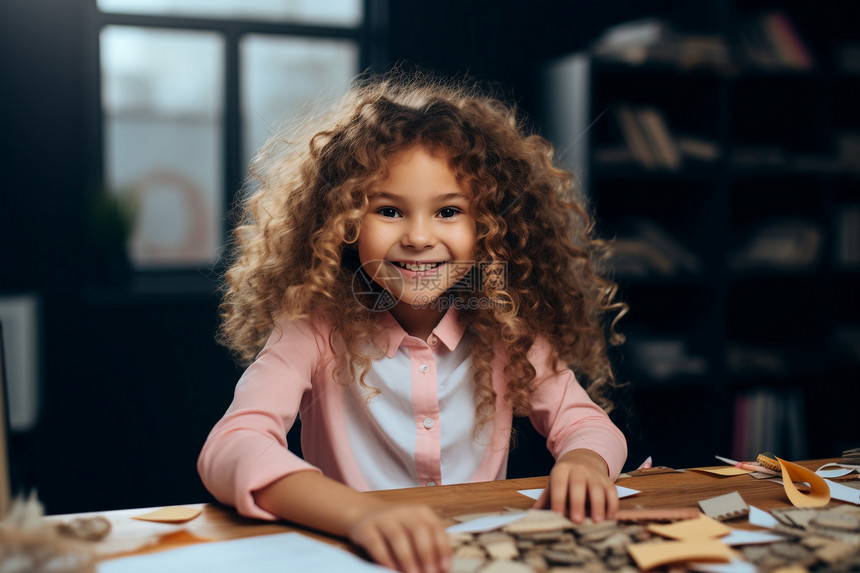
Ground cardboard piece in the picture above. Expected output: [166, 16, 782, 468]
[698, 491, 749, 521]
[132, 506, 203, 523]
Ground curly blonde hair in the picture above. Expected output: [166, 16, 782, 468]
[218, 69, 626, 429]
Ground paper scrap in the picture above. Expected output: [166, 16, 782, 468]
[817, 468, 855, 478]
[637, 455, 653, 469]
[816, 462, 860, 477]
[446, 512, 526, 533]
[503, 509, 575, 534]
[627, 539, 734, 570]
[131, 506, 203, 523]
[647, 514, 731, 540]
[516, 485, 639, 501]
[824, 478, 860, 505]
[616, 485, 640, 498]
[720, 529, 786, 546]
[98, 532, 391, 572]
[776, 457, 830, 508]
[748, 506, 780, 529]
[616, 507, 703, 522]
[689, 557, 758, 573]
[689, 466, 752, 477]
[698, 491, 749, 521]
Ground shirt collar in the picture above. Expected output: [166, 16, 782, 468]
[376, 308, 466, 358]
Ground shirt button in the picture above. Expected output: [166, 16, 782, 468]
[426, 481, 437, 486]
[428, 335, 438, 346]
[423, 417, 434, 429]
[418, 364, 430, 373]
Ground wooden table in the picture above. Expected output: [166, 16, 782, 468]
[53, 458, 850, 563]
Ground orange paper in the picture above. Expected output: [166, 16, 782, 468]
[647, 514, 732, 540]
[627, 539, 733, 570]
[776, 457, 830, 508]
[688, 466, 751, 477]
[132, 506, 203, 523]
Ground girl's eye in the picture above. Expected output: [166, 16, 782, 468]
[377, 207, 401, 218]
[438, 207, 460, 219]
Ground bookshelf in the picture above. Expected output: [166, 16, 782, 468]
[542, 1, 860, 469]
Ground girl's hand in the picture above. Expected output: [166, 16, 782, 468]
[348, 503, 452, 573]
[532, 449, 618, 523]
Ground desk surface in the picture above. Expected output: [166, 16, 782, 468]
[54, 459, 848, 562]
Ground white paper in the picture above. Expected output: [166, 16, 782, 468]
[98, 532, 393, 573]
[445, 511, 526, 533]
[517, 488, 543, 500]
[825, 479, 860, 504]
[748, 506, 780, 529]
[816, 462, 860, 477]
[721, 529, 786, 545]
[516, 485, 640, 501]
[615, 485, 640, 498]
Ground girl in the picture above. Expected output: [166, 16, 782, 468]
[198, 70, 628, 573]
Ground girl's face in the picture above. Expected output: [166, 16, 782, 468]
[358, 145, 477, 310]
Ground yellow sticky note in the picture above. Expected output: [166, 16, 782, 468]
[776, 457, 830, 508]
[627, 539, 733, 570]
[647, 514, 732, 540]
[689, 466, 751, 477]
[132, 506, 203, 523]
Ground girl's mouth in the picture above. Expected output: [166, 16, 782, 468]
[394, 261, 443, 272]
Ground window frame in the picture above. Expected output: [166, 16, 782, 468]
[85, 0, 387, 282]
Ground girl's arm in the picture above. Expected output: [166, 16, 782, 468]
[254, 470, 452, 573]
[524, 339, 628, 523]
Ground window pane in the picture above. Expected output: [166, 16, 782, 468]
[241, 35, 358, 168]
[101, 26, 224, 268]
[97, 0, 363, 27]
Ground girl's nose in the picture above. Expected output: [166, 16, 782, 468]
[402, 217, 435, 249]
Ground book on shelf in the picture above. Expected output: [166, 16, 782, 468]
[730, 218, 823, 272]
[609, 217, 702, 278]
[637, 107, 682, 171]
[592, 17, 730, 70]
[633, 218, 702, 274]
[675, 135, 721, 163]
[626, 336, 707, 382]
[735, 9, 815, 71]
[731, 386, 807, 462]
[727, 343, 789, 378]
[612, 104, 658, 169]
[610, 103, 686, 171]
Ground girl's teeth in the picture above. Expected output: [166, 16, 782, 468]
[397, 262, 439, 271]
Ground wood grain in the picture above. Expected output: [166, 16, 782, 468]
[51, 458, 847, 561]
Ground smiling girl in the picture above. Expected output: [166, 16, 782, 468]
[198, 70, 628, 573]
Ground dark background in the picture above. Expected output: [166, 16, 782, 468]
[1, 0, 857, 514]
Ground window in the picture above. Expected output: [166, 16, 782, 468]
[94, 0, 373, 271]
